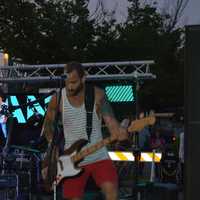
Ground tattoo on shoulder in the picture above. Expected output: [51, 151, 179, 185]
[100, 95, 114, 117]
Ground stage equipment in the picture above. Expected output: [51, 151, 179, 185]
[185, 25, 200, 200]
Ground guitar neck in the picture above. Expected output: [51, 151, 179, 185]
[71, 115, 156, 163]
[71, 136, 117, 163]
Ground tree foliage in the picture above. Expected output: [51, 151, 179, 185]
[0, 0, 94, 63]
[0, 0, 185, 109]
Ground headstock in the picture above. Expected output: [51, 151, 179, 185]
[128, 115, 156, 132]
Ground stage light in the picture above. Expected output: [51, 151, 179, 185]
[4, 53, 9, 65]
[9, 96, 26, 123]
[0, 52, 9, 65]
[105, 85, 135, 102]
[27, 95, 45, 119]
[6, 95, 51, 123]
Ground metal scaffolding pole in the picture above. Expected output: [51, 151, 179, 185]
[0, 60, 156, 83]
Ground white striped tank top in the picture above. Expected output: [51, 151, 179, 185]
[62, 88, 109, 165]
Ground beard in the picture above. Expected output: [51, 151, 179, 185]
[68, 83, 84, 96]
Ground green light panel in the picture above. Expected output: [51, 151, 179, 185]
[105, 85, 134, 102]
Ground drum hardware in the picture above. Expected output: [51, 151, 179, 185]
[10, 145, 41, 154]
[0, 150, 40, 200]
[0, 174, 18, 200]
[0, 95, 52, 199]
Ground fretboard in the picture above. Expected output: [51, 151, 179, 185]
[71, 136, 117, 162]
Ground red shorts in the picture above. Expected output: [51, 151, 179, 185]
[62, 159, 118, 199]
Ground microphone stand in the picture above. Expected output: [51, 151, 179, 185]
[132, 80, 141, 200]
[46, 75, 64, 200]
[120, 81, 141, 200]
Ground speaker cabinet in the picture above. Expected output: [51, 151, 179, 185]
[185, 25, 200, 200]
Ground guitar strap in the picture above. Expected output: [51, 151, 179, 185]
[85, 83, 95, 142]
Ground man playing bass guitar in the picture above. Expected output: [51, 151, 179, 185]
[41, 61, 128, 200]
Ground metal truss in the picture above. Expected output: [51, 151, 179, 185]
[0, 60, 156, 83]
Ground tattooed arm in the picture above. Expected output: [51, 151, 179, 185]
[95, 87, 128, 141]
[41, 95, 58, 143]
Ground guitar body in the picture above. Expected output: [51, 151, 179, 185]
[42, 138, 88, 190]
[56, 154, 83, 183]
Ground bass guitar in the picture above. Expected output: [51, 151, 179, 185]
[41, 115, 156, 190]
